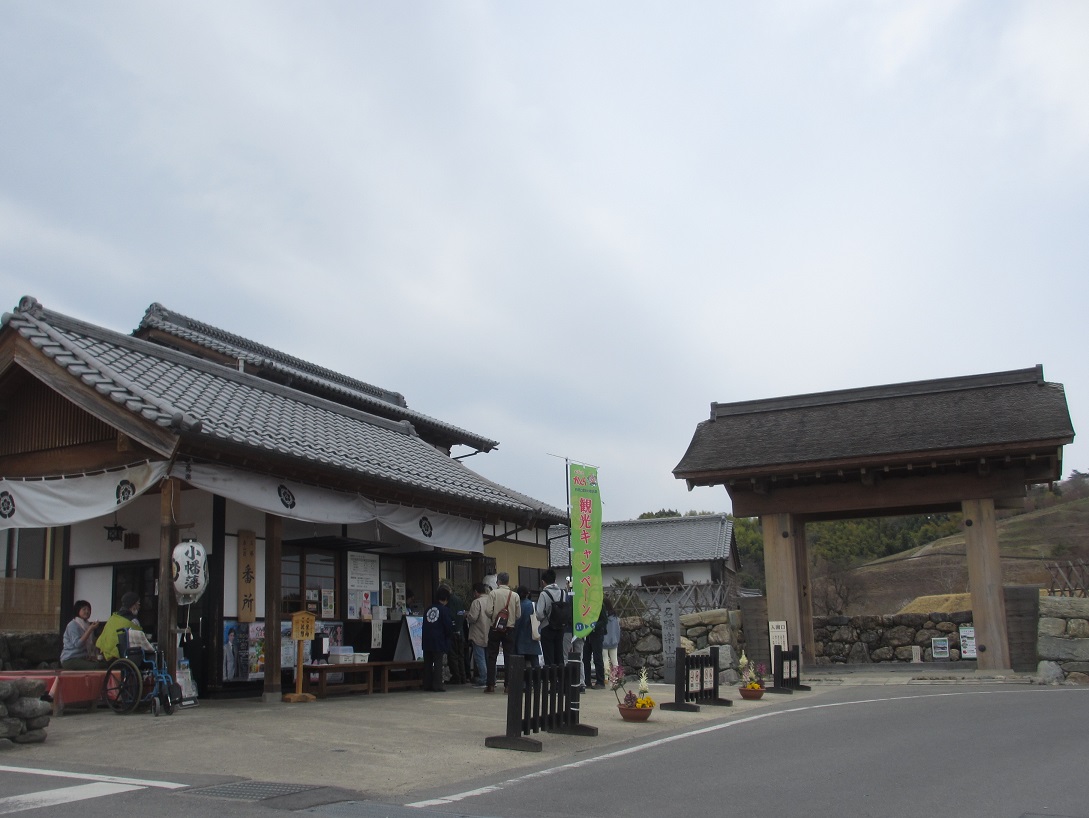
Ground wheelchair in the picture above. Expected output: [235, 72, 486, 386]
[102, 628, 183, 716]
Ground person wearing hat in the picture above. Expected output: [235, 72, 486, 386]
[95, 591, 144, 661]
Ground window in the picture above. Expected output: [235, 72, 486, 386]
[281, 546, 338, 617]
[518, 566, 544, 597]
[4, 528, 47, 579]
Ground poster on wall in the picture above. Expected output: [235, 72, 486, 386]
[223, 620, 247, 681]
[394, 582, 406, 610]
[381, 581, 393, 607]
[281, 621, 296, 679]
[348, 590, 373, 620]
[306, 588, 319, 614]
[322, 589, 335, 618]
[248, 622, 266, 679]
[347, 552, 380, 590]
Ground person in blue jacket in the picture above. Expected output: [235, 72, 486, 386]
[422, 586, 454, 692]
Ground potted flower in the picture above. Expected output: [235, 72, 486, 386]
[738, 651, 767, 700]
[609, 665, 656, 721]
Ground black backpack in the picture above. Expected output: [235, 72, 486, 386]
[547, 589, 573, 630]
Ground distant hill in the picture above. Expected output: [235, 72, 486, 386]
[839, 497, 1089, 615]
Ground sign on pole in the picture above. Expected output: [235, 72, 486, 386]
[569, 463, 603, 638]
[768, 620, 789, 670]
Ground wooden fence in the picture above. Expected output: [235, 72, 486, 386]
[608, 581, 735, 620]
[1046, 560, 1088, 598]
[0, 578, 61, 631]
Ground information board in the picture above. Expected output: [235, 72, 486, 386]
[959, 626, 976, 659]
[347, 552, 380, 591]
[661, 601, 679, 684]
[768, 620, 789, 669]
[932, 636, 950, 659]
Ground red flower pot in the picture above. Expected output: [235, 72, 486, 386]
[618, 704, 652, 722]
[738, 686, 765, 700]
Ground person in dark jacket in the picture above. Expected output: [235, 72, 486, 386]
[442, 582, 469, 684]
[422, 587, 454, 692]
[512, 585, 542, 666]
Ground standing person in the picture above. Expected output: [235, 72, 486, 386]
[535, 569, 569, 666]
[484, 572, 520, 693]
[442, 582, 468, 685]
[561, 577, 586, 691]
[60, 600, 106, 669]
[465, 582, 491, 688]
[583, 603, 607, 689]
[96, 592, 143, 662]
[512, 585, 542, 666]
[601, 596, 621, 677]
[421, 587, 454, 692]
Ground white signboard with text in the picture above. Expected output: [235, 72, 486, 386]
[768, 620, 789, 671]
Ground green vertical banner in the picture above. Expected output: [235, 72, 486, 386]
[569, 463, 603, 638]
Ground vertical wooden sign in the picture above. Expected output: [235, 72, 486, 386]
[238, 530, 257, 623]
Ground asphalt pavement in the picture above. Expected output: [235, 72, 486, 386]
[5, 665, 1042, 803]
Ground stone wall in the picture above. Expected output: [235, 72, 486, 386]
[814, 611, 974, 664]
[0, 679, 51, 748]
[0, 633, 62, 671]
[617, 608, 741, 682]
[1036, 596, 1089, 685]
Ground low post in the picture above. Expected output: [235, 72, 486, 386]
[485, 657, 598, 751]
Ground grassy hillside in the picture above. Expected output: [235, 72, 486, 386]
[841, 497, 1089, 615]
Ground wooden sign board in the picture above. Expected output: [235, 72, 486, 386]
[291, 611, 316, 643]
[768, 620, 788, 670]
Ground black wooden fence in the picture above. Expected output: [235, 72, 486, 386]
[485, 657, 598, 751]
[660, 646, 732, 711]
[768, 644, 810, 694]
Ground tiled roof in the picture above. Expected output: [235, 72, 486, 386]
[549, 514, 735, 568]
[1, 296, 564, 524]
[674, 366, 1075, 480]
[137, 302, 498, 453]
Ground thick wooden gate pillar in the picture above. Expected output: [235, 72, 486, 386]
[762, 513, 805, 661]
[962, 498, 1011, 671]
[794, 523, 815, 667]
[263, 513, 283, 702]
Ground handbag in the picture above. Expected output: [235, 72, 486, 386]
[530, 613, 541, 641]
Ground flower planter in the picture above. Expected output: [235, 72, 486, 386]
[738, 686, 765, 700]
[618, 705, 653, 722]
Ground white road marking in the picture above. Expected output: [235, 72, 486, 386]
[408, 687, 1088, 808]
[0, 782, 142, 814]
[0, 765, 185, 790]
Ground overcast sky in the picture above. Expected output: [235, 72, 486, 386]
[2, 2, 1086, 522]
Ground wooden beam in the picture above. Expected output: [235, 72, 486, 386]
[732, 469, 1028, 518]
[158, 478, 180, 678]
[263, 513, 283, 701]
[962, 498, 1011, 670]
[0, 440, 163, 478]
[794, 523, 815, 667]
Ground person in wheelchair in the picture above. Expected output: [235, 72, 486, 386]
[96, 592, 144, 662]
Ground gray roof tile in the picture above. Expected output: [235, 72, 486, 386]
[674, 366, 1075, 479]
[137, 303, 497, 452]
[549, 514, 735, 568]
[2, 296, 564, 524]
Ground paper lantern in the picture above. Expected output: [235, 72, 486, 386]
[171, 539, 209, 605]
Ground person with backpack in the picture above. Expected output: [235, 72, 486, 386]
[535, 569, 570, 666]
[484, 572, 520, 693]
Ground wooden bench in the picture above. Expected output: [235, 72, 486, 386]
[0, 670, 107, 715]
[302, 663, 375, 698]
[301, 660, 424, 698]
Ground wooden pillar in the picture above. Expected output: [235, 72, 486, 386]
[962, 498, 1011, 671]
[794, 522, 815, 668]
[761, 513, 803, 655]
[158, 478, 180, 675]
[263, 513, 282, 701]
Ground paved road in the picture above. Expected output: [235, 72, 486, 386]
[1, 678, 1086, 817]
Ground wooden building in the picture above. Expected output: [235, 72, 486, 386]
[0, 296, 566, 697]
[674, 366, 1075, 671]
